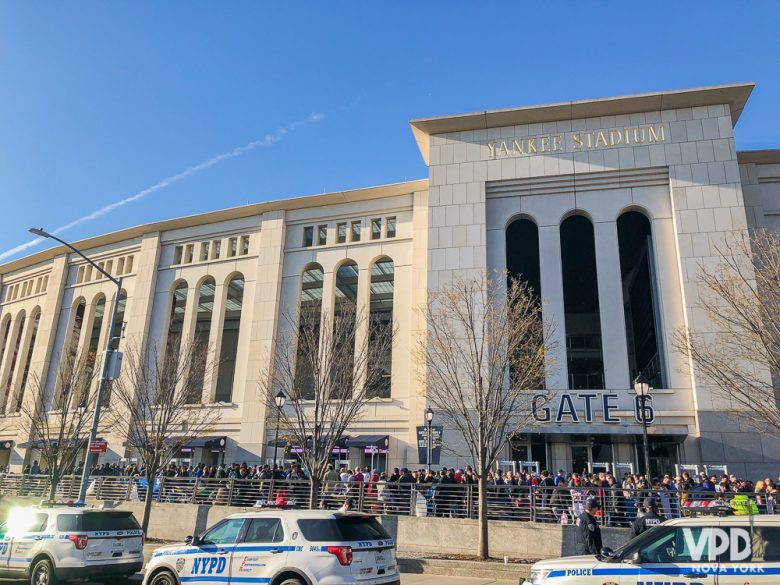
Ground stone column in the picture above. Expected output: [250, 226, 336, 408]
[538, 224, 568, 390]
[593, 221, 631, 390]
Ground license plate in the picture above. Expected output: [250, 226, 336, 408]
[112, 541, 124, 549]
[375, 552, 386, 565]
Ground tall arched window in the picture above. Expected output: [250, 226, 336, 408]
[506, 217, 542, 302]
[189, 278, 215, 402]
[296, 264, 324, 400]
[103, 290, 127, 407]
[215, 275, 244, 402]
[560, 215, 604, 390]
[15, 310, 41, 411]
[81, 296, 106, 407]
[110, 290, 127, 350]
[166, 282, 188, 361]
[0, 317, 11, 371]
[2, 312, 26, 411]
[617, 211, 665, 387]
[368, 257, 394, 398]
[333, 261, 359, 398]
[56, 299, 86, 409]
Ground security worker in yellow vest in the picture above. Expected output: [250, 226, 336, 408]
[730, 485, 759, 515]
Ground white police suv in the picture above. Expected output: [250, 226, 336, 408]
[524, 515, 780, 585]
[144, 510, 399, 585]
[0, 503, 144, 584]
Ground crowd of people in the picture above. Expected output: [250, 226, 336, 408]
[6, 460, 779, 523]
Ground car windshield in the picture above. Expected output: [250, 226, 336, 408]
[297, 516, 391, 542]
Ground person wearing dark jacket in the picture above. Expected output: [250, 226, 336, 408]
[576, 498, 603, 555]
[630, 497, 665, 538]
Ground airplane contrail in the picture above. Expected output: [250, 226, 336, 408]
[0, 112, 324, 262]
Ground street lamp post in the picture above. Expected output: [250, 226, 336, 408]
[272, 391, 286, 468]
[29, 228, 123, 502]
[425, 407, 434, 475]
[633, 374, 651, 477]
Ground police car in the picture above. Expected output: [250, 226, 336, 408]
[144, 510, 399, 585]
[524, 515, 780, 585]
[0, 503, 144, 584]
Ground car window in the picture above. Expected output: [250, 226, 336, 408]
[298, 516, 391, 542]
[82, 512, 141, 532]
[640, 527, 712, 564]
[244, 518, 283, 543]
[752, 526, 780, 562]
[1, 511, 48, 534]
[57, 514, 79, 532]
[201, 519, 246, 545]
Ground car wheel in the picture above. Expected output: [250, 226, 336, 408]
[278, 578, 304, 585]
[30, 558, 58, 585]
[149, 569, 179, 585]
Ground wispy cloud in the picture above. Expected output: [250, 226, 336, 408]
[0, 112, 324, 262]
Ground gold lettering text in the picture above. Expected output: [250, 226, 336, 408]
[648, 124, 666, 143]
[512, 139, 525, 155]
[595, 131, 608, 148]
[499, 142, 510, 157]
[540, 136, 549, 152]
[609, 129, 623, 147]
[552, 134, 562, 151]
[527, 138, 537, 154]
[487, 143, 495, 158]
[633, 127, 646, 144]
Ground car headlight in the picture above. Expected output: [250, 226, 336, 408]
[526, 569, 550, 584]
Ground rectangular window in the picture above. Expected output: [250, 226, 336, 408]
[240, 235, 250, 255]
[351, 221, 361, 242]
[117, 257, 126, 275]
[85, 266, 93, 281]
[386, 216, 396, 238]
[174, 246, 183, 265]
[303, 226, 314, 247]
[105, 260, 113, 276]
[337, 222, 347, 244]
[371, 218, 382, 240]
[317, 225, 328, 246]
[200, 242, 210, 261]
[185, 245, 194, 264]
[34, 279, 41, 294]
[228, 237, 238, 258]
[42, 275, 48, 291]
[212, 240, 222, 260]
[125, 256, 134, 273]
[77, 267, 85, 284]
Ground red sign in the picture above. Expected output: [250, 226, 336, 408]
[89, 441, 108, 453]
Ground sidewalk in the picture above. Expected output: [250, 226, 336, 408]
[402, 576, 517, 585]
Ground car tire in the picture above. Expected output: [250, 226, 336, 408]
[30, 558, 58, 585]
[149, 569, 179, 585]
[278, 579, 304, 585]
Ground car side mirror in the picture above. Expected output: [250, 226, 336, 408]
[600, 547, 616, 559]
[185, 535, 200, 546]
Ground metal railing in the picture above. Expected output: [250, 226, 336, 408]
[0, 474, 775, 525]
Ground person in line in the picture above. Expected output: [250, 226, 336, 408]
[576, 498, 603, 556]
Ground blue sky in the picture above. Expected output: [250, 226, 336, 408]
[1, 2, 779, 261]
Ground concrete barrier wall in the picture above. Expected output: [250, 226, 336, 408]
[98, 499, 631, 560]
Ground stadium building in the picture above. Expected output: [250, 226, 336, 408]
[1, 82, 779, 478]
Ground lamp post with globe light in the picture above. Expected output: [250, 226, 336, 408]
[425, 407, 434, 474]
[633, 374, 651, 477]
[272, 391, 286, 468]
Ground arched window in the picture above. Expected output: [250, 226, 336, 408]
[103, 290, 127, 407]
[333, 261, 359, 398]
[166, 282, 188, 361]
[81, 296, 106, 407]
[368, 257, 394, 398]
[617, 211, 666, 387]
[15, 310, 41, 411]
[215, 275, 244, 402]
[0, 317, 11, 371]
[296, 264, 324, 400]
[2, 312, 26, 411]
[110, 290, 127, 350]
[189, 278, 215, 402]
[56, 299, 86, 410]
[506, 218, 541, 302]
[560, 215, 604, 390]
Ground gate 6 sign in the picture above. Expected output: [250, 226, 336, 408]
[634, 394, 655, 424]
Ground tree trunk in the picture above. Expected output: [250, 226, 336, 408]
[48, 473, 58, 500]
[309, 477, 320, 510]
[477, 474, 489, 560]
[141, 476, 155, 535]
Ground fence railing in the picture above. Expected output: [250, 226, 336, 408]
[1, 474, 775, 526]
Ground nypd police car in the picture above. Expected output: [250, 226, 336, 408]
[144, 509, 399, 585]
[0, 503, 143, 584]
[524, 515, 780, 585]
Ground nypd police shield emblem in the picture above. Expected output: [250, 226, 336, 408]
[175, 558, 185, 574]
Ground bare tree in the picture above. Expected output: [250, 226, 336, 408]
[415, 272, 553, 560]
[675, 228, 780, 437]
[107, 339, 218, 533]
[260, 298, 394, 508]
[19, 351, 99, 499]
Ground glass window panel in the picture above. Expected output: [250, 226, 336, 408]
[560, 215, 604, 390]
[296, 264, 323, 400]
[317, 225, 328, 246]
[303, 226, 314, 247]
[15, 312, 40, 411]
[166, 282, 188, 363]
[351, 221, 361, 242]
[371, 218, 381, 240]
[386, 217, 396, 238]
[189, 279, 215, 403]
[81, 297, 106, 407]
[337, 223, 347, 244]
[215, 276, 244, 402]
[2, 313, 26, 411]
[368, 258, 393, 398]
